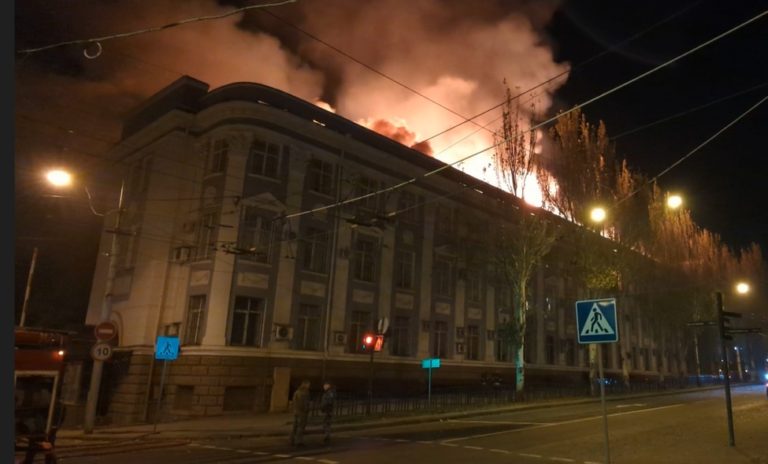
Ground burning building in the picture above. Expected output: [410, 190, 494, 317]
[85, 76, 685, 424]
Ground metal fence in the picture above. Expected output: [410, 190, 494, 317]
[308, 376, 726, 420]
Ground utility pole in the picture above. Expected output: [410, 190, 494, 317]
[83, 181, 125, 434]
[19, 247, 39, 327]
[716, 291, 736, 447]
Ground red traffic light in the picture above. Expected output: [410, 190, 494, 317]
[364, 335, 374, 345]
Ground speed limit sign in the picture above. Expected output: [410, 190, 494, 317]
[91, 342, 113, 361]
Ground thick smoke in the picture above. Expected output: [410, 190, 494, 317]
[17, 0, 568, 188]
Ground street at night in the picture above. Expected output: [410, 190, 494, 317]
[57, 386, 768, 464]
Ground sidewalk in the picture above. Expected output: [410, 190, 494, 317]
[55, 385, 727, 447]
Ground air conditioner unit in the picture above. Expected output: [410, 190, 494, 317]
[172, 246, 192, 263]
[273, 324, 293, 341]
[333, 332, 348, 345]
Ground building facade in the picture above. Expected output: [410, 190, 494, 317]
[86, 76, 686, 424]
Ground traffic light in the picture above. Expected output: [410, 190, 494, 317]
[362, 333, 375, 351]
[717, 305, 742, 342]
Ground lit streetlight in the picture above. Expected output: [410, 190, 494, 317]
[45, 169, 73, 187]
[667, 194, 683, 209]
[735, 282, 750, 295]
[590, 207, 607, 223]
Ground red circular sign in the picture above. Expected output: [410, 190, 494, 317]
[94, 321, 117, 341]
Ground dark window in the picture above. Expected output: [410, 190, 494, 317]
[497, 286, 512, 309]
[564, 339, 576, 366]
[241, 208, 274, 263]
[249, 138, 281, 178]
[434, 205, 453, 234]
[394, 250, 415, 290]
[349, 311, 371, 353]
[632, 347, 638, 369]
[433, 256, 453, 297]
[496, 327, 513, 363]
[390, 316, 410, 357]
[196, 212, 216, 260]
[466, 271, 482, 303]
[353, 175, 380, 211]
[466, 325, 480, 360]
[545, 335, 556, 365]
[432, 320, 448, 358]
[207, 139, 228, 174]
[352, 235, 377, 282]
[302, 227, 329, 273]
[229, 296, 263, 346]
[307, 159, 335, 196]
[185, 295, 206, 345]
[396, 191, 418, 222]
[295, 304, 322, 351]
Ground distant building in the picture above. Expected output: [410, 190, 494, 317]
[86, 76, 685, 424]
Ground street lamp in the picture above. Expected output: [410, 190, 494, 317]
[666, 194, 683, 209]
[590, 207, 607, 223]
[45, 168, 125, 434]
[735, 282, 750, 295]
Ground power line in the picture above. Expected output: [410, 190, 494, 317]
[16, 0, 298, 55]
[282, 8, 768, 221]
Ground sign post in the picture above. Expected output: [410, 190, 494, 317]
[421, 358, 441, 408]
[576, 298, 619, 464]
[153, 336, 179, 432]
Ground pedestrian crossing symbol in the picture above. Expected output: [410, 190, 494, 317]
[155, 336, 180, 361]
[576, 299, 619, 344]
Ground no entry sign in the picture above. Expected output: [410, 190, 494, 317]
[94, 321, 117, 341]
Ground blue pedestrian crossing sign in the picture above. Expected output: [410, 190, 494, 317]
[576, 299, 619, 344]
[155, 336, 180, 360]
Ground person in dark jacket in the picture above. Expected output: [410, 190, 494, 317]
[320, 381, 336, 444]
[290, 380, 311, 447]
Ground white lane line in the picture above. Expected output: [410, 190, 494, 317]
[254, 451, 270, 455]
[394, 438, 409, 443]
[490, 449, 510, 454]
[295, 458, 314, 461]
[464, 445, 484, 450]
[449, 419, 551, 426]
[275, 454, 293, 458]
[520, 453, 542, 458]
[550, 458, 575, 462]
[443, 404, 684, 442]
[416, 440, 432, 444]
[317, 460, 339, 464]
[201, 445, 219, 449]
[615, 403, 645, 409]
[236, 449, 250, 454]
[584, 461, 602, 464]
[441, 443, 459, 447]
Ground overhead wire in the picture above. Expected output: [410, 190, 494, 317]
[280, 8, 768, 221]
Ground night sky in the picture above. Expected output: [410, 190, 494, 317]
[14, 0, 768, 329]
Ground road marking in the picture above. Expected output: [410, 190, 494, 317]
[394, 438, 409, 442]
[490, 449, 510, 454]
[254, 451, 269, 455]
[416, 440, 432, 444]
[441, 443, 459, 447]
[464, 445, 484, 450]
[584, 461, 602, 464]
[294, 458, 314, 461]
[615, 403, 646, 409]
[520, 453, 542, 458]
[443, 403, 684, 442]
[235, 449, 251, 454]
[317, 460, 339, 464]
[550, 458, 574, 462]
[188, 443, 202, 447]
[275, 454, 293, 458]
[449, 419, 549, 426]
[201, 445, 219, 449]
[218, 447, 233, 451]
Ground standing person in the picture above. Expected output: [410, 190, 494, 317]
[290, 380, 311, 447]
[320, 381, 336, 445]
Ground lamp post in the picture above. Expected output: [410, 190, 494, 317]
[44, 168, 126, 433]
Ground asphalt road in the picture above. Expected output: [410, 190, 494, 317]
[59, 385, 768, 464]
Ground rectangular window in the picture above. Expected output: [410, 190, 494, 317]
[229, 296, 263, 346]
[396, 191, 418, 222]
[466, 271, 482, 303]
[353, 175, 380, 211]
[349, 310, 371, 353]
[352, 235, 377, 282]
[545, 335, 556, 365]
[241, 208, 273, 263]
[295, 304, 322, 351]
[497, 286, 512, 309]
[434, 204, 453, 234]
[390, 316, 410, 357]
[185, 295, 206, 345]
[196, 212, 216, 260]
[307, 159, 335, 196]
[302, 227, 329, 273]
[564, 339, 576, 366]
[207, 139, 228, 174]
[394, 250, 415, 290]
[433, 256, 453, 297]
[432, 320, 448, 358]
[466, 325, 480, 360]
[249, 138, 281, 178]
